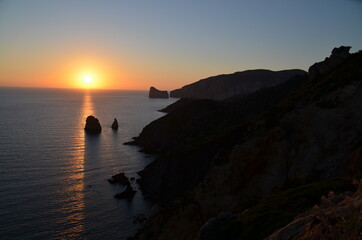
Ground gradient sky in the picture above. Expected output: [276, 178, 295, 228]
[1, 0, 361, 90]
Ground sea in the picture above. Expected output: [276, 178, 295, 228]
[0, 87, 176, 240]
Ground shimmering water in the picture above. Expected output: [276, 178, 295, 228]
[0, 87, 176, 239]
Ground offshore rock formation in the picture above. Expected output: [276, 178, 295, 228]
[84, 115, 102, 134]
[111, 118, 119, 130]
[170, 69, 306, 100]
[108, 172, 136, 199]
[108, 172, 130, 185]
[149, 87, 169, 98]
[128, 47, 362, 239]
[114, 185, 136, 199]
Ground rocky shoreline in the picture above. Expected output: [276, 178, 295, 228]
[126, 46, 362, 239]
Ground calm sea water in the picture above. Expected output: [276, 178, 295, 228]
[0, 87, 176, 240]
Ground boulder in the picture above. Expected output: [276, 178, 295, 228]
[108, 172, 130, 185]
[114, 185, 136, 199]
[149, 87, 169, 98]
[84, 115, 102, 134]
[111, 118, 118, 130]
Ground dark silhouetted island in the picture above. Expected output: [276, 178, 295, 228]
[84, 115, 102, 134]
[149, 86, 169, 98]
[111, 118, 119, 130]
[127, 46, 362, 240]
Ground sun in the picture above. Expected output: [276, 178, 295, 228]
[83, 75, 93, 84]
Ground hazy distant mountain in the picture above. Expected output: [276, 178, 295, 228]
[170, 69, 307, 100]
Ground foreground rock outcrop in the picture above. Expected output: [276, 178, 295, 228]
[149, 87, 169, 98]
[266, 180, 362, 240]
[170, 69, 306, 100]
[309, 46, 351, 80]
[84, 115, 102, 134]
[130, 47, 362, 239]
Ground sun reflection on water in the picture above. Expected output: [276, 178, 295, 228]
[56, 90, 95, 238]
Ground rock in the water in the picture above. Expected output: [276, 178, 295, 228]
[114, 185, 136, 199]
[108, 172, 130, 185]
[84, 115, 102, 134]
[111, 118, 119, 130]
[149, 87, 169, 98]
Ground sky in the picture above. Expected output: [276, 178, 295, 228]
[0, 0, 361, 90]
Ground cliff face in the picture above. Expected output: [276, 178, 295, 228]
[135, 74, 307, 203]
[170, 69, 306, 100]
[132, 47, 362, 239]
[149, 86, 169, 98]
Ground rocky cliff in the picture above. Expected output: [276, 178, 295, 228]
[131, 47, 362, 239]
[84, 115, 102, 134]
[170, 69, 306, 100]
[135, 74, 307, 203]
[149, 86, 169, 98]
[266, 180, 362, 240]
[309, 46, 351, 80]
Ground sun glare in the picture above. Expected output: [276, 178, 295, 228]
[83, 75, 93, 84]
[80, 74, 96, 89]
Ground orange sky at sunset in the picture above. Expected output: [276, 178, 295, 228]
[1, 53, 191, 90]
[1, 1, 361, 91]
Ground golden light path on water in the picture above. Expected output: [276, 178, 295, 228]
[56, 91, 94, 238]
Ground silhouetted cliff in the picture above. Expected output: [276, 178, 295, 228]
[130, 47, 362, 240]
[170, 69, 306, 100]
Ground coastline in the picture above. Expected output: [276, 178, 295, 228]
[128, 47, 362, 239]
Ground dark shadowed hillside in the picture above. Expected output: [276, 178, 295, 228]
[132, 74, 307, 203]
[130, 46, 362, 240]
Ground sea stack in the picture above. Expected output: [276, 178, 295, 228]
[111, 118, 119, 130]
[84, 115, 102, 134]
[149, 86, 169, 98]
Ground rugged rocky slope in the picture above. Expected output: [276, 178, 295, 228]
[131, 47, 362, 239]
[134, 74, 307, 203]
[170, 69, 306, 100]
[266, 180, 362, 240]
